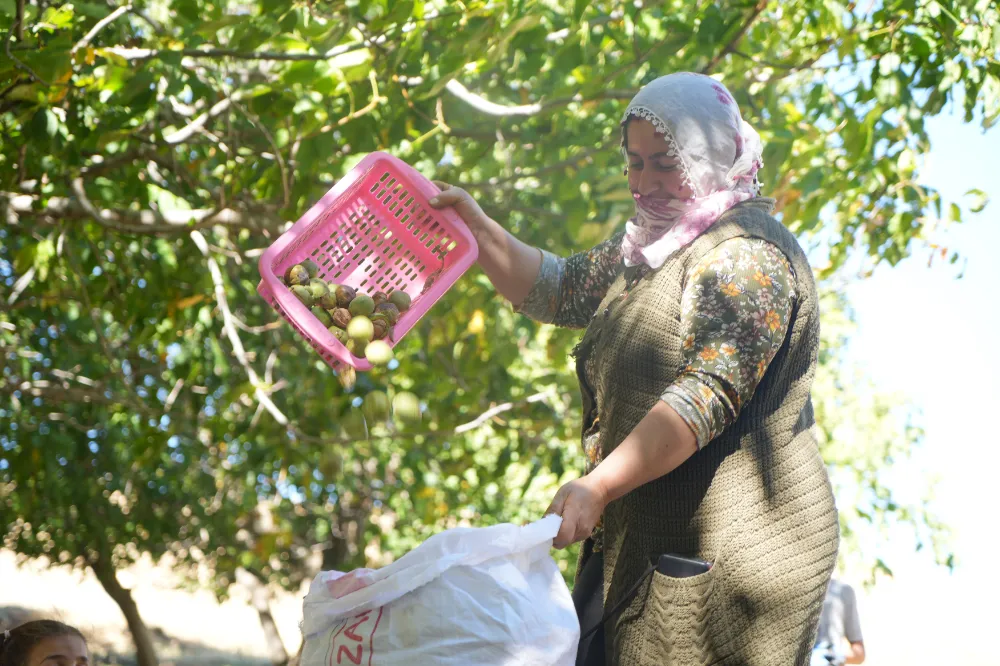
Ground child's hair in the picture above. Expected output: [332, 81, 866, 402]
[0, 621, 86, 666]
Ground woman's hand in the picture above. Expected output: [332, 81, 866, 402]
[429, 181, 494, 246]
[545, 474, 609, 549]
[427, 180, 543, 305]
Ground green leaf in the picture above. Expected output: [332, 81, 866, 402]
[174, 0, 202, 24]
[965, 188, 989, 213]
[488, 14, 541, 61]
[696, 5, 725, 48]
[195, 16, 247, 38]
[18, 43, 73, 84]
[76, 2, 117, 19]
[33, 239, 55, 282]
[948, 202, 961, 222]
[28, 108, 59, 139]
[35, 4, 76, 32]
[117, 70, 157, 105]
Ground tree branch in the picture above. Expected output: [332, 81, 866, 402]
[461, 141, 616, 190]
[62, 235, 134, 389]
[9, 380, 160, 423]
[294, 391, 553, 446]
[445, 80, 543, 116]
[4, 190, 284, 234]
[163, 91, 245, 145]
[6, 266, 35, 306]
[128, 6, 165, 35]
[5, 16, 48, 84]
[230, 97, 290, 209]
[72, 4, 132, 55]
[190, 230, 290, 427]
[445, 80, 636, 118]
[15, 0, 24, 40]
[700, 0, 769, 74]
[454, 392, 549, 434]
[101, 37, 383, 63]
[233, 317, 283, 334]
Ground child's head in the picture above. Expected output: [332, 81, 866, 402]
[0, 621, 88, 666]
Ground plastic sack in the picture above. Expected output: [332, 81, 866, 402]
[300, 515, 579, 666]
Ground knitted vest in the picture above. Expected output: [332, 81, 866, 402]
[574, 200, 839, 666]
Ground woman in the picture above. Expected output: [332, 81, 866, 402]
[0, 620, 89, 666]
[430, 72, 839, 665]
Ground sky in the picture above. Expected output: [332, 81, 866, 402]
[833, 109, 1000, 664]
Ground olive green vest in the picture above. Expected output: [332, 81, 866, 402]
[575, 200, 839, 665]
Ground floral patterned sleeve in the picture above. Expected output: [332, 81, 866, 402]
[515, 231, 626, 329]
[660, 238, 797, 449]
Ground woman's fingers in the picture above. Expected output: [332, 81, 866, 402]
[428, 186, 466, 208]
[552, 508, 577, 549]
[545, 486, 567, 517]
[547, 487, 574, 549]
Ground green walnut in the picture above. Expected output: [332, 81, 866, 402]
[362, 390, 391, 423]
[328, 325, 350, 345]
[311, 306, 333, 326]
[347, 338, 367, 358]
[392, 392, 421, 425]
[301, 259, 320, 276]
[290, 285, 313, 307]
[284, 264, 310, 286]
[331, 308, 352, 330]
[319, 289, 339, 310]
[372, 291, 389, 307]
[388, 289, 412, 312]
[341, 406, 367, 439]
[335, 285, 357, 309]
[364, 340, 393, 366]
[349, 293, 375, 317]
[374, 302, 400, 325]
[347, 315, 374, 343]
[318, 453, 341, 479]
[307, 280, 329, 301]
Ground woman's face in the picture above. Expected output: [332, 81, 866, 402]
[25, 635, 89, 666]
[626, 118, 694, 200]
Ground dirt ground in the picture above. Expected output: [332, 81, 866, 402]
[0, 550, 306, 665]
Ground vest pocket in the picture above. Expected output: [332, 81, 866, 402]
[638, 564, 718, 665]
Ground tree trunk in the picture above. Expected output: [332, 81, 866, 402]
[255, 602, 289, 666]
[91, 554, 159, 666]
[237, 569, 289, 666]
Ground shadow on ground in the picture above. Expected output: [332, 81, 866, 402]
[1, 605, 274, 666]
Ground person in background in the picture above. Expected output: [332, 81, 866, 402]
[0, 620, 89, 666]
[811, 578, 866, 665]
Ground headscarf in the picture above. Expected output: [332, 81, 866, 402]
[619, 73, 764, 269]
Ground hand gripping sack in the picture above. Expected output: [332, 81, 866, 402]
[300, 515, 580, 666]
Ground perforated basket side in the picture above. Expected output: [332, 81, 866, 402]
[283, 169, 468, 296]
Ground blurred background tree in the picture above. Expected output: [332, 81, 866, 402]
[2, 0, 996, 663]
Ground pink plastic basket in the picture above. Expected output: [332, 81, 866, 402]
[257, 152, 478, 371]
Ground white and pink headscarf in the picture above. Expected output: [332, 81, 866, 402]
[620, 73, 765, 269]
